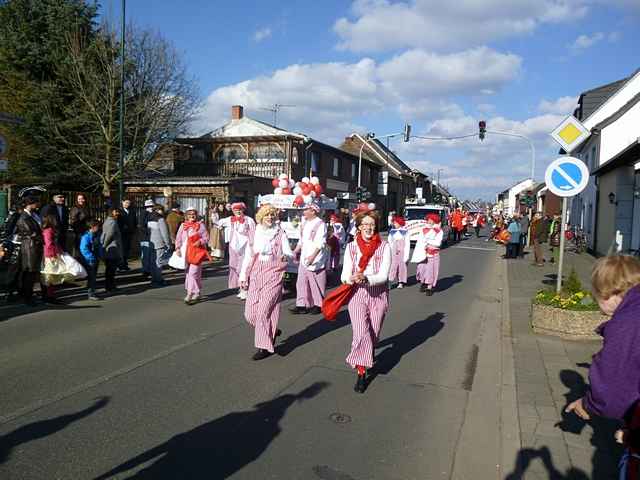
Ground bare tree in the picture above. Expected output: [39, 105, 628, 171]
[46, 23, 199, 195]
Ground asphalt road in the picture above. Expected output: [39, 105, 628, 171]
[0, 233, 501, 480]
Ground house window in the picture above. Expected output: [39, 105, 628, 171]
[216, 145, 245, 163]
[332, 157, 340, 177]
[249, 143, 284, 163]
[351, 162, 357, 179]
[311, 151, 320, 174]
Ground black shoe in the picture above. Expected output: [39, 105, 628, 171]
[275, 329, 282, 338]
[354, 373, 366, 393]
[289, 306, 308, 315]
[252, 349, 272, 361]
[309, 306, 322, 315]
[420, 284, 427, 292]
[426, 288, 433, 296]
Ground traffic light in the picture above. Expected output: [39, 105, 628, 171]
[356, 186, 363, 202]
[479, 120, 486, 141]
[403, 123, 411, 142]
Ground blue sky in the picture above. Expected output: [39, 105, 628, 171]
[102, 0, 640, 200]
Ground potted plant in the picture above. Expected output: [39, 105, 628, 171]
[531, 269, 608, 340]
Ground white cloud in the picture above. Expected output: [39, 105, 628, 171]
[538, 96, 577, 115]
[334, 0, 589, 53]
[570, 32, 605, 51]
[253, 27, 272, 42]
[194, 47, 521, 143]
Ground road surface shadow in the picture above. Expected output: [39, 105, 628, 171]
[277, 310, 350, 357]
[0, 302, 101, 322]
[505, 446, 589, 479]
[367, 312, 445, 387]
[435, 274, 464, 292]
[554, 369, 622, 478]
[0, 396, 110, 464]
[93, 382, 329, 480]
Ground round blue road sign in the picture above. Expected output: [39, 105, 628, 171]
[544, 156, 590, 198]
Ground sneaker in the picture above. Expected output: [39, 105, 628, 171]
[184, 294, 191, 304]
[397, 283, 404, 289]
[88, 294, 101, 301]
[188, 295, 200, 305]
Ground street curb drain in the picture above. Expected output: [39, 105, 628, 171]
[329, 412, 352, 424]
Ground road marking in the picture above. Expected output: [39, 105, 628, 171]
[450, 246, 497, 252]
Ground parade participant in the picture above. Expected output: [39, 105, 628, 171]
[329, 214, 346, 246]
[472, 213, 484, 238]
[208, 204, 225, 260]
[411, 213, 443, 296]
[240, 204, 294, 360]
[40, 213, 75, 303]
[451, 208, 464, 242]
[340, 208, 391, 393]
[290, 202, 327, 314]
[326, 225, 341, 272]
[16, 197, 43, 306]
[388, 215, 410, 288]
[175, 207, 210, 305]
[220, 202, 255, 299]
[462, 211, 470, 237]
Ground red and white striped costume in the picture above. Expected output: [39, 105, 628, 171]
[341, 240, 391, 369]
[388, 227, 410, 284]
[411, 225, 443, 287]
[220, 215, 255, 289]
[240, 226, 293, 353]
[295, 217, 327, 309]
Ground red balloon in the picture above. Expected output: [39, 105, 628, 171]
[272, 178, 279, 188]
[282, 188, 291, 195]
[302, 185, 312, 195]
[313, 184, 323, 194]
[294, 195, 304, 206]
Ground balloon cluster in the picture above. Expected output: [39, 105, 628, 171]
[271, 173, 323, 207]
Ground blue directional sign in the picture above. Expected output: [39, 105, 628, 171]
[544, 156, 590, 198]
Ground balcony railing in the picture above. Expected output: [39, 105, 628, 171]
[176, 160, 286, 179]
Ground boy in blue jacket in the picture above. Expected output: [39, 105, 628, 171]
[80, 219, 102, 300]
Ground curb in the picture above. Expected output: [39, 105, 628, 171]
[499, 249, 521, 477]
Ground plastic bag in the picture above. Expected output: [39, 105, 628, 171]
[60, 252, 87, 279]
[168, 243, 187, 270]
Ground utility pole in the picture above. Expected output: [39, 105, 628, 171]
[118, 0, 126, 202]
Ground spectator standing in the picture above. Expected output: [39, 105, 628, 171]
[40, 194, 69, 250]
[518, 213, 530, 258]
[101, 208, 123, 292]
[530, 212, 548, 266]
[147, 204, 172, 287]
[0, 207, 22, 303]
[165, 203, 184, 247]
[138, 199, 155, 278]
[208, 204, 225, 260]
[117, 198, 137, 271]
[80, 219, 102, 300]
[506, 217, 521, 259]
[69, 194, 90, 257]
[549, 214, 562, 264]
[16, 197, 44, 305]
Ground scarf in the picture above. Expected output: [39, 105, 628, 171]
[183, 220, 201, 233]
[355, 232, 382, 273]
[231, 215, 245, 224]
[422, 226, 441, 235]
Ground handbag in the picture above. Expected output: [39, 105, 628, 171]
[168, 243, 187, 270]
[186, 234, 211, 265]
[321, 283, 354, 321]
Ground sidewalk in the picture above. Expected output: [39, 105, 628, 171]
[504, 249, 623, 479]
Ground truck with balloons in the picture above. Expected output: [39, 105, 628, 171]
[258, 174, 338, 285]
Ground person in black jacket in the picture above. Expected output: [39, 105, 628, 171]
[118, 198, 137, 271]
[16, 197, 44, 305]
[0, 206, 22, 303]
[40, 194, 69, 250]
[69, 193, 90, 257]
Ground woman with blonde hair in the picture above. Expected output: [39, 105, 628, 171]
[239, 204, 294, 360]
[340, 207, 391, 393]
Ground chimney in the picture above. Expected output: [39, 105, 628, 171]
[231, 105, 244, 120]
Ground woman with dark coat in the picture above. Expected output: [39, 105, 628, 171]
[16, 197, 44, 305]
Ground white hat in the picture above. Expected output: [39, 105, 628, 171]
[184, 206, 198, 213]
[144, 199, 154, 207]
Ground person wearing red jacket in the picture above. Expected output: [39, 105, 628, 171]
[451, 208, 464, 243]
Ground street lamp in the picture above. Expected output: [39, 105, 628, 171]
[354, 126, 410, 188]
